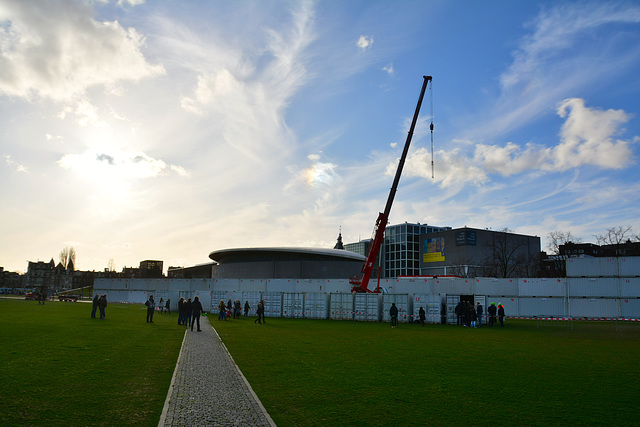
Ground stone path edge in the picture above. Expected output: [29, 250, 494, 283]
[157, 328, 188, 426]
[209, 323, 277, 427]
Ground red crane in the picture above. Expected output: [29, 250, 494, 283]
[351, 75, 433, 293]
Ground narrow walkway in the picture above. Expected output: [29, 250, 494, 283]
[158, 315, 276, 426]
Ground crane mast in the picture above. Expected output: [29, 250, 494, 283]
[352, 75, 432, 293]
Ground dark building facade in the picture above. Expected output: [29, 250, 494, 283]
[420, 227, 541, 278]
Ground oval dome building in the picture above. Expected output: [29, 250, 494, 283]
[209, 247, 365, 279]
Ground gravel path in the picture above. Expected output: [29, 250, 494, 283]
[158, 315, 275, 426]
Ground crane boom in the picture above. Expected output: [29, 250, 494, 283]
[352, 75, 432, 293]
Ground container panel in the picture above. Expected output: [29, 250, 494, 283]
[433, 278, 472, 295]
[518, 278, 566, 297]
[262, 292, 283, 318]
[621, 298, 640, 318]
[283, 293, 304, 318]
[618, 257, 640, 277]
[330, 293, 354, 320]
[472, 278, 517, 296]
[382, 294, 411, 323]
[446, 295, 460, 324]
[568, 278, 618, 297]
[241, 292, 263, 317]
[412, 294, 441, 324]
[566, 257, 618, 277]
[303, 293, 329, 319]
[517, 297, 566, 317]
[354, 293, 380, 322]
[621, 278, 640, 298]
[569, 298, 619, 318]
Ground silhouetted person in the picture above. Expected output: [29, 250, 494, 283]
[146, 295, 155, 323]
[498, 303, 505, 327]
[191, 296, 203, 332]
[419, 306, 426, 326]
[488, 302, 497, 327]
[91, 294, 99, 318]
[390, 303, 398, 328]
[98, 294, 107, 319]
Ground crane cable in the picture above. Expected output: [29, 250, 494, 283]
[429, 80, 435, 179]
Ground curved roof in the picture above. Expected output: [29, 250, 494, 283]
[209, 247, 366, 263]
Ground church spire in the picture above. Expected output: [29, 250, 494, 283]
[333, 227, 344, 250]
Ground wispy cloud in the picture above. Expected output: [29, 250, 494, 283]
[357, 35, 374, 50]
[4, 154, 29, 173]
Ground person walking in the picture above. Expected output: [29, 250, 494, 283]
[145, 295, 156, 323]
[498, 303, 506, 327]
[419, 306, 426, 326]
[91, 293, 99, 318]
[254, 300, 264, 324]
[98, 294, 108, 319]
[488, 302, 497, 327]
[191, 296, 203, 332]
[390, 302, 399, 328]
[165, 298, 171, 315]
[476, 302, 483, 328]
[234, 299, 241, 318]
[244, 301, 250, 317]
[185, 298, 193, 328]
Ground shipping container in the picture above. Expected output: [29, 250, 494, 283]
[567, 278, 619, 297]
[618, 257, 640, 277]
[412, 294, 441, 324]
[566, 257, 618, 277]
[620, 298, 640, 318]
[621, 278, 640, 298]
[262, 292, 283, 318]
[354, 293, 380, 322]
[282, 293, 304, 318]
[382, 294, 411, 323]
[518, 278, 565, 297]
[517, 297, 566, 317]
[330, 293, 354, 320]
[240, 291, 262, 317]
[303, 293, 329, 319]
[569, 298, 619, 318]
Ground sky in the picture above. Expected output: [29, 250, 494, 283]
[1, 0, 639, 274]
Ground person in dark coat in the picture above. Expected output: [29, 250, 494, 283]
[165, 298, 171, 315]
[145, 295, 155, 323]
[470, 305, 478, 327]
[254, 300, 265, 324]
[91, 294, 99, 318]
[418, 306, 426, 326]
[476, 302, 484, 327]
[185, 298, 193, 328]
[455, 301, 463, 325]
[390, 303, 399, 328]
[244, 301, 250, 317]
[498, 303, 506, 327]
[191, 296, 203, 332]
[98, 294, 107, 319]
[488, 302, 497, 327]
[178, 297, 185, 325]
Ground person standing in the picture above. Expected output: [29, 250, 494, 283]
[254, 300, 264, 324]
[91, 294, 99, 318]
[488, 302, 497, 327]
[191, 296, 203, 332]
[185, 298, 193, 328]
[498, 303, 506, 327]
[234, 299, 241, 318]
[146, 295, 155, 323]
[244, 301, 250, 317]
[218, 300, 226, 321]
[390, 303, 398, 328]
[418, 306, 426, 326]
[476, 302, 484, 328]
[470, 305, 478, 328]
[177, 297, 185, 325]
[165, 298, 171, 315]
[98, 294, 107, 319]
[159, 298, 164, 314]
[455, 301, 463, 326]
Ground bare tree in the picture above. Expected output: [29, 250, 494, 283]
[482, 228, 531, 278]
[59, 247, 76, 269]
[594, 226, 638, 245]
[107, 259, 116, 272]
[546, 231, 582, 255]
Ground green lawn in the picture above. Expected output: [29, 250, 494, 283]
[2, 299, 639, 426]
[0, 299, 184, 426]
[214, 317, 640, 426]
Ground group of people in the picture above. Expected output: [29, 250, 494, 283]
[157, 297, 171, 314]
[454, 301, 505, 327]
[216, 299, 259, 322]
[91, 294, 108, 319]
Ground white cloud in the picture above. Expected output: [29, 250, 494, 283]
[3, 154, 28, 173]
[0, 0, 164, 102]
[400, 99, 636, 187]
[357, 35, 374, 50]
[382, 63, 394, 75]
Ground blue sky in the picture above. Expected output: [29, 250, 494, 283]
[1, 0, 639, 273]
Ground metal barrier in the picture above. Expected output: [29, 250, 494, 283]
[536, 316, 574, 329]
[615, 318, 640, 331]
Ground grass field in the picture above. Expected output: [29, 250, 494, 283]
[0, 298, 184, 426]
[214, 316, 640, 426]
[2, 299, 640, 426]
